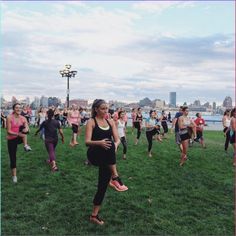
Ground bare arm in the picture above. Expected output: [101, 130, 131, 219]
[67, 111, 71, 126]
[171, 117, 177, 129]
[110, 119, 120, 144]
[22, 116, 30, 132]
[110, 119, 120, 151]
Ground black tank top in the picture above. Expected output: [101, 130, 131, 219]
[161, 115, 167, 123]
[91, 118, 113, 141]
[87, 118, 116, 166]
[135, 114, 143, 122]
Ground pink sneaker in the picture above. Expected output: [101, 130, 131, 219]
[109, 177, 128, 192]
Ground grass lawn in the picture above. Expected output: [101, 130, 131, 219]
[1, 127, 234, 235]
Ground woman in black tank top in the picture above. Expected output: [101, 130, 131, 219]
[85, 99, 128, 225]
[133, 107, 143, 145]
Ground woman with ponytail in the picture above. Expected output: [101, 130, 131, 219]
[85, 99, 128, 225]
[35, 109, 64, 172]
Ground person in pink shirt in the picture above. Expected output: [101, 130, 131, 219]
[112, 108, 120, 122]
[6, 103, 32, 183]
[67, 104, 81, 147]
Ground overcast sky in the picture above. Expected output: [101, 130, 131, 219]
[1, 1, 235, 105]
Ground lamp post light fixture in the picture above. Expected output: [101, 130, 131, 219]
[59, 64, 77, 108]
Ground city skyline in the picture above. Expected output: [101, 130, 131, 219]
[1, 1, 235, 105]
[1, 94, 233, 108]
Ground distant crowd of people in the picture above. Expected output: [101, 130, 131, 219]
[3, 100, 236, 225]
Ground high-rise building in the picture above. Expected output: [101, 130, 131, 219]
[31, 97, 40, 109]
[169, 92, 176, 107]
[193, 100, 201, 106]
[40, 96, 48, 107]
[223, 96, 232, 109]
[213, 102, 216, 110]
[48, 97, 61, 107]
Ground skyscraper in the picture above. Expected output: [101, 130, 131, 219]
[40, 96, 48, 107]
[223, 96, 232, 109]
[169, 92, 176, 107]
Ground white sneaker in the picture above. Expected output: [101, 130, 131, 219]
[12, 176, 17, 183]
[24, 145, 32, 152]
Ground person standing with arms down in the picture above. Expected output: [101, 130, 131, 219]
[160, 110, 168, 138]
[194, 113, 206, 148]
[67, 104, 81, 147]
[145, 110, 160, 157]
[116, 110, 127, 160]
[35, 109, 64, 172]
[178, 107, 196, 166]
[85, 99, 128, 225]
[171, 106, 183, 153]
[6, 103, 32, 183]
[133, 107, 143, 145]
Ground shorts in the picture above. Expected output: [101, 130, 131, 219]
[180, 133, 191, 141]
[197, 130, 203, 140]
[230, 131, 235, 144]
[179, 129, 191, 141]
[175, 132, 181, 145]
[72, 124, 79, 134]
[87, 143, 116, 166]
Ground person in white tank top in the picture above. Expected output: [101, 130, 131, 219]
[222, 109, 231, 152]
[116, 111, 127, 160]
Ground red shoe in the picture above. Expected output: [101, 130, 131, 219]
[90, 215, 104, 225]
[109, 177, 128, 192]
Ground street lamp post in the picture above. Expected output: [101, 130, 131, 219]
[59, 64, 77, 108]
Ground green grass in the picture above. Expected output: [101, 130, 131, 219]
[1, 127, 234, 235]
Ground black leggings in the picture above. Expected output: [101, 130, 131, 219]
[134, 122, 141, 139]
[93, 165, 112, 206]
[146, 129, 158, 152]
[7, 137, 23, 169]
[224, 128, 230, 151]
[120, 136, 127, 154]
[161, 122, 168, 133]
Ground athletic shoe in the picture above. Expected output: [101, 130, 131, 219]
[90, 215, 104, 225]
[12, 176, 17, 183]
[24, 145, 32, 152]
[109, 177, 128, 192]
